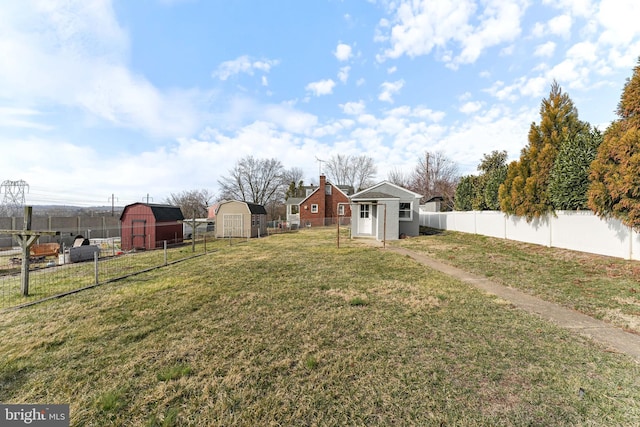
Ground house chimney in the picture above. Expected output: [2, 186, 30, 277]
[319, 174, 326, 190]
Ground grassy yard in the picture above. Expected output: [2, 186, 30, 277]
[1, 228, 640, 425]
[395, 229, 640, 334]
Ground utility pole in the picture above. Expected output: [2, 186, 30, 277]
[108, 194, 118, 216]
[142, 194, 153, 204]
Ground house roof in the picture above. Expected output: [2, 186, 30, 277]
[351, 191, 398, 201]
[285, 197, 305, 206]
[120, 203, 184, 222]
[351, 181, 423, 200]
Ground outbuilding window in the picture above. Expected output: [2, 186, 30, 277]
[311, 204, 318, 213]
[399, 202, 412, 220]
[338, 205, 345, 215]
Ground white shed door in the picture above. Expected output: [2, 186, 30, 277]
[223, 214, 243, 237]
[358, 204, 372, 235]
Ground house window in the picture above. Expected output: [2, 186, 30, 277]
[311, 204, 318, 213]
[325, 185, 332, 195]
[338, 205, 345, 215]
[360, 204, 370, 218]
[399, 202, 412, 220]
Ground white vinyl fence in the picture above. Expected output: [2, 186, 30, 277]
[419, 208, 640, 261]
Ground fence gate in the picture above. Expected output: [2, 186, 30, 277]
[223, 214, 243, 237]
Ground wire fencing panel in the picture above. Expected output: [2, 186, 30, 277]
[0, 236, 212, 311]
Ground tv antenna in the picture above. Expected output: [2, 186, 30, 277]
[315, 156, 325, 176]
[0, 179, 29, 216]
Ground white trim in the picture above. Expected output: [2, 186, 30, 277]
[311, 204, 319, 213]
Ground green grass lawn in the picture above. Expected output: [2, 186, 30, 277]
[395, 228, 640, 334]
[1, 227, 640, 426]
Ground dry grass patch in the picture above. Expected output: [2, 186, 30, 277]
[1, 228, 640, 425]
[396, 229, 640, 333]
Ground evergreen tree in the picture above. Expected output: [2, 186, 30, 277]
[549, 128, 602, 210]
[478, 150, 508, 210]
[499, 82, 586, 219]
[454, 175, 476, 211]
[589, 58, 640, 229]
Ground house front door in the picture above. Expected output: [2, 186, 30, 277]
[358, 204, 372, 235]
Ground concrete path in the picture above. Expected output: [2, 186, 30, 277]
[373, 243, 640, 363]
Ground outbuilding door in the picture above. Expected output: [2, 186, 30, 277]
[223, 214, 243, 237]
[358, 204, 372, 235]
[131, 219, 146, 249]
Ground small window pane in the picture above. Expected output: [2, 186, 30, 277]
[399, 202, 411, 219]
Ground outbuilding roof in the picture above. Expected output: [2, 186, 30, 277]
[120, 203, 184, 222]
[246, 202, 268, 215]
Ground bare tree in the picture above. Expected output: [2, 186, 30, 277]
[387, 167, 412, 188]
[218, 156, 285, 205]
[409, 151, 460, 208]
[324, 154, 377, 191]
[166, 189, 214, 218]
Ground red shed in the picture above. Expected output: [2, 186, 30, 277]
[120, 203, 184, 250]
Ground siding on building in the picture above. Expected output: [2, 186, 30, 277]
[120, 203, 184, 250]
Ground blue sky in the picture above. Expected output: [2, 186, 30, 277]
[1, 0, 639, 207]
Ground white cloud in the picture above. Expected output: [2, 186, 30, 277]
[212, 55, 279, 80]
[376, 0, 527, 67]
[455, 1, 526, 65]
[548, 14, 572, 37]
[567, 41, 597, 63]
[387, 66, 397, 74]
[305, 79, 336, 96]
[0, 107, 52, 130]
[261, 76, 268, 86]
[334, 43, 352, 61]
[519, 76, 549, 97]
[376, 0, 476, 61]
[486, 75, 549, 101]
[338, 66, 350, 83]
[378, 80, 405, 103]
[597, 0, 640, 45]
[534, 41, 556, 57]
[0, 2, 203, 138]
[460, 101, 482, 114]
[542, 0, 594, 18]
[341, 100, 366, 115]
[356, 78, 365, 86]
[261, 104, 318, 134]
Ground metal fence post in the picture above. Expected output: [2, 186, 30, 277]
[164, 240, 168, 266]
[94, 251, 99, 285]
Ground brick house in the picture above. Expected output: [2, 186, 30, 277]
[286, 175, 352, 227]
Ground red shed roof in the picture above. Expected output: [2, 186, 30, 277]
[120, 203, 184, 222]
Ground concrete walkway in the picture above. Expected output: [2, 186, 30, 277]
[370, 242, 640, 363]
